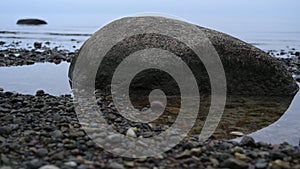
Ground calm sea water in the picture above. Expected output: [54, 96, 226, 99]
[1, 21, 300, 52]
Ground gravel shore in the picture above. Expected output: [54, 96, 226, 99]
[0, 89, 300, 169]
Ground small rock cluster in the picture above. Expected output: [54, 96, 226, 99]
[0, 42, 76, 66]
[268, 48, 300, 78]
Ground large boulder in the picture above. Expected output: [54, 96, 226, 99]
[16, 18, 47, 25]
[69, 17, 298, 96]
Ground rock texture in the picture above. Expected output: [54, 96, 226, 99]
[16, 19, 47, 25]
[197, 26, 298, 95]
[69, 17, 298, 96]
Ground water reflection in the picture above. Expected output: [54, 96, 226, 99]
[130, 93, 294, 141]
[236, 83, 300, 145]
[0, 62, 71, 95]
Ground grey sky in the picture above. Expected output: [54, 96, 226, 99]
[0, 0, 299, 33]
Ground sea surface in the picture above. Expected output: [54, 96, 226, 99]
[1, 22, 300, 53]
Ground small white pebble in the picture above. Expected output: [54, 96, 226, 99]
[126, 128, 137, 138]
[64, 161, 77, 167]
[39, 165, 60, 169]
[230, 131, 245, 136]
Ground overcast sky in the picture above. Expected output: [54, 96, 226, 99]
[1, 0, 299, 33]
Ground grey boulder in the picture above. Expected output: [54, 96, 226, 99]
[69, 16, 298, 96]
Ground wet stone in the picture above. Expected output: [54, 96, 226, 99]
[255, 158, 268, 169]
[269, 150, 287, 160]
[64, 161, 77, 167]
[240, 136, 256, 147]
[26, 159, 44, 169]
[220, 158, 248, 169]
[36, 148, 48, 157]
[39, 165, 60, 169]
[0, 166, 12, 169]
[1, 156, 10, 165]
[34, 42, 42, 49]
[52, 130, 63, 138]
[107, 162, 125, 169]
[0, 126, 13, 135]
[269, 159, 290, 169]
[36, 90, 45, 96]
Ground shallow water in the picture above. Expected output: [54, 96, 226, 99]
[235, 83, 300, 145]
[0, 62, 71, 95]
[129, 94, 294, 142]
[0, 27, 90, 51]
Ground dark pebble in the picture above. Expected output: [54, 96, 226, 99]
[1, 156, 10, 165]
[4, 91, 14, 96]
[0, 126, 13, 135]
[107, 162, 125, 169]
[220, 158, 248, 169]
[52, 130, 63, 138]
[280, 51, 287, 55]
[26, 60, 35, 65]
[36, 148, 48, 157]
[1, 115, 13, 121]
[255, 158, 268, 169]
[240, 136, 256, 147]
[26, 159, 44, 169]
[182, 142, 195, 150]
[33, 42, 42, 49]
[35, 90, 45, 96]
[270, 150, 287, 160]
[0, 107, 11, 113]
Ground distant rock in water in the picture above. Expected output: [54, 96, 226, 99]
[16, 18, 47, 25]
[69, 16, 299, 96]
